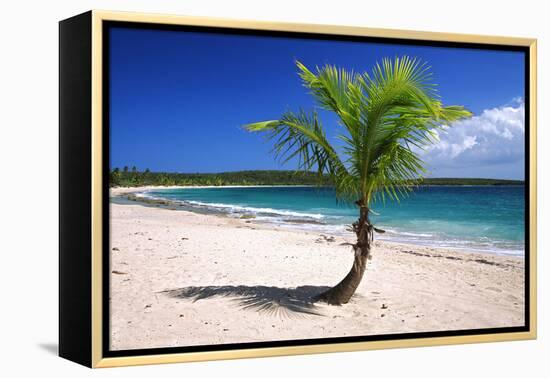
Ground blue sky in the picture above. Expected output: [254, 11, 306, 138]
[109, 27, 526, 179]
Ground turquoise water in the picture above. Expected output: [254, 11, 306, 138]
[143, 186, 525, 255]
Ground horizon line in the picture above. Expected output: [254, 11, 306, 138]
[109, 168, 524, 182]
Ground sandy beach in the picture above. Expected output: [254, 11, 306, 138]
[109, 188, 525, 351]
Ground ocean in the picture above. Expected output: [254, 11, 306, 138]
[139, 185, 525, 256]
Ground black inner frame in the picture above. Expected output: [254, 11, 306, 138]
[102, 20, 531, 358]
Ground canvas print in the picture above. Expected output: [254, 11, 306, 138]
[107, 25, 526, 352]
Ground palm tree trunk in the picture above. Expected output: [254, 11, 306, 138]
[317, 204, 373, 305]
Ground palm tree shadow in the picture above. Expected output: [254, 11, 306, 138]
[162, 285, 331, 318]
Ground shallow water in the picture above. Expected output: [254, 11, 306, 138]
[142, 185, 525, 256]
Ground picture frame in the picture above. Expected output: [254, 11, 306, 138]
[59, 10, 537, 368]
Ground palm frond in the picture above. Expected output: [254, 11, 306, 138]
[245, 57, 472, 207]
[244, 111, 358, 199]
[296, 61, 363, 143]
[356, 56, 471, 202]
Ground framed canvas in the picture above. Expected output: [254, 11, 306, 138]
[59, 10, 537, 368]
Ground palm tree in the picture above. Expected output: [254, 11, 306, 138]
[245, 57, 472, 305]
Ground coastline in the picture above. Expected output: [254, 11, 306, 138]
[109, 192, 525, 351]
[110, 186, 525, 257]
[110, 183, 524, 195]
[110, 185, 318, 195]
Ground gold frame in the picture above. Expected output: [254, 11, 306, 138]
[89, 9, 537, 368]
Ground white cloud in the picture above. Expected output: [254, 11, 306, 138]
[420, 99, 525, 175]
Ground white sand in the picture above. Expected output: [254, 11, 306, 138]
[109, 189, 525, 351]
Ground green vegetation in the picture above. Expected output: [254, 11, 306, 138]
[245, 57, 472, 305]
[417, 177, 523, 186]
[109, 169, 333, 187]
[109, 168, 522, 187]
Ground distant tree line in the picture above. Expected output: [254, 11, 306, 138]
[415, 177, 524, 186]
[109, 168, 333, 187]
[109, 167, 523, 187]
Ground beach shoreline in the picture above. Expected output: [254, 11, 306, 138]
[109, 194, 525, 351]
[110, 185, 319, 195]
[110, 186, 525, 257]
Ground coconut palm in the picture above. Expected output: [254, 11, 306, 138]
[245, 56, 472, 305]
